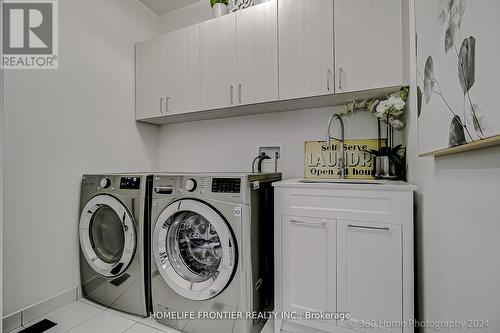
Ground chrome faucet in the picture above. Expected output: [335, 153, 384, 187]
[326, 113, 346, 179]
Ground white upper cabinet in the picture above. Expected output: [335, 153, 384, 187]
[334, 0, 403, 93]
[337, 221, 402, 333]
[163, 24, 201, 114]
[200, 1, 278, 110]
[200, 13, 237, 111]
[278, 0, 334, 100]
[136, 38, 164, 120]
[135, 0, 404, 123]
[236, 0, 278, 105]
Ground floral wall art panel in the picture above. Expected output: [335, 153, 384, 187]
[416, 0, 500, 156]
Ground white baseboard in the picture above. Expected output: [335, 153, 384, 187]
[2, 287, 79, 332]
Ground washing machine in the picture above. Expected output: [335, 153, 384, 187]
[151, 173, 281, 333]
[79, 174, 153, 316]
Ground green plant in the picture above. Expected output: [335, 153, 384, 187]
[364, 144, 406, 179]
[364, 144, 404, 157]
[210, 0, 229, 7]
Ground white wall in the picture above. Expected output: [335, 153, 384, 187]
[157, 108, 386, 176]
[3, 0, 159, 316]
[405, 0, 500, 330]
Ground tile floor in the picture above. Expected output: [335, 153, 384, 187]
[9, 298, 274, 333]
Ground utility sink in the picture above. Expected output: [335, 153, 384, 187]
[299, 179, 386, 185]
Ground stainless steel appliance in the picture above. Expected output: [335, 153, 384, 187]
[151, 173, 281, 333]
[79, 174, 152, 316]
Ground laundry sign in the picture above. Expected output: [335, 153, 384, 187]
[305, 139, 383, 179]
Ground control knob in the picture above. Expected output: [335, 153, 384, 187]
[100, 177, 111, 189]
[185, 179, 197, 192]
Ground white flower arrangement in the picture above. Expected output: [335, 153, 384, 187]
[341, 87, 409, 159]
[388, 118, 404, 129]
[375, 95, 406, 129]
[343, 87, 409, 129]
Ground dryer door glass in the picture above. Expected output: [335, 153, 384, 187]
[154, 199, 237, 301]
[80, 195, 136, 277]
[89, 205, 125, 264]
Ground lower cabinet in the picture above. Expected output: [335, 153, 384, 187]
[281, 216, 336, 330]
[337, 221, 402, 333]
[274, 182, 414, 333]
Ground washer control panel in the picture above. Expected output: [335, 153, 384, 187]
[211, 178, 241, 193]
[120, 177, 141, 190]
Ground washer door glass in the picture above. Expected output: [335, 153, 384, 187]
[167, 211, 222, 282]
[89, 206, 125, 264]
[80, 195, 136, 277]
[154, 199, 237, 301]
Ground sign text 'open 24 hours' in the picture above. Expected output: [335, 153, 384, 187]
[305, 140, 383, 179]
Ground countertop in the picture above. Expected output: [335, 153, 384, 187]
[272, 178, 417, 191]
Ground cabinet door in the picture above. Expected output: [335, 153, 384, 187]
[236, 0, 278, 105]
[164, 24, 201, 114]
[282, 216, 336, 322]
[278, 0, 334, 100]
[337, 221, 402, 333]
[136, 38, 164, 120]
[334, 0, 402, 93]
[200, 14, 237, 110]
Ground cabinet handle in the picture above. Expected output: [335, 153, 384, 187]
[327, 68, 332, 91]
[290, 219, 326, 226]
[165, 96, 169, 113]
[238, 83, 242, 103]
[159, 97, 164, 114]
[338, 67, 344, 91]
[348, 224, 390, 231]
[230, 85, 234, 104]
